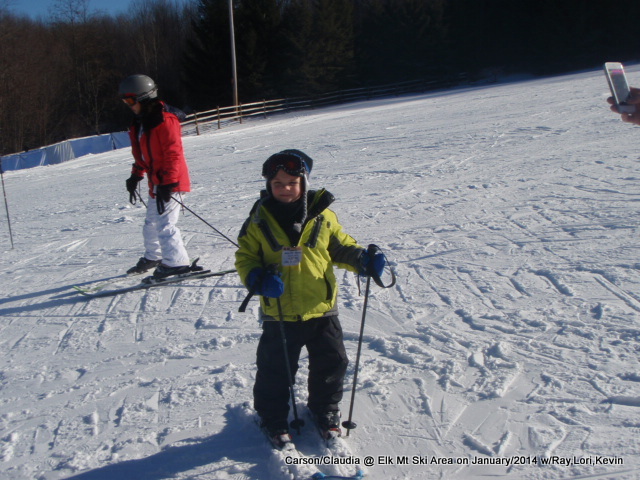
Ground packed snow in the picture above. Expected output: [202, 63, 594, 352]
[1, 66, 640, 480]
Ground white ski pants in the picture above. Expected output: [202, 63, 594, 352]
[143, 194, 190, 267]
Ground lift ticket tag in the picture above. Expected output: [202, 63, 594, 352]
[282, 247, 303, 266]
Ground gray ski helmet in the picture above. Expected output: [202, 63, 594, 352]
[118, 74, 158, 103]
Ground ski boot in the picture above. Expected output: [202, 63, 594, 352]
[152, 258, 204, 280]
[313, 411, 342, 440]
[267, 428, 293, 449]
[127, 257, 161, 275]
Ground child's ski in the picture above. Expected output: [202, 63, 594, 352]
[307, 409, 366, 479]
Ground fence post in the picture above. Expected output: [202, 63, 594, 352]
[217, 107, 221, 130]
[239, 104, 243, 124]
[194, 113, 201, 136]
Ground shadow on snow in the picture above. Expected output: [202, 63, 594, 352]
[66, 404, 270, 480]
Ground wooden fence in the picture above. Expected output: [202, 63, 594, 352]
[181, 76, 466, 136]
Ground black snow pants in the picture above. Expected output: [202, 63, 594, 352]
[253, 315, 349, 430]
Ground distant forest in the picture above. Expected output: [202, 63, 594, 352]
[1, 0, 639, 155]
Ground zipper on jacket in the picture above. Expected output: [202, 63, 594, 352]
[258, 219, 283, 252]
[146, 132, 155, 187]
[304, 215, 324, 249]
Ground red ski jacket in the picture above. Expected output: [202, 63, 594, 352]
[128, 101, 191, 198]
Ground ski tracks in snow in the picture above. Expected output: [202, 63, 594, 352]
[327, 110, 640, 477]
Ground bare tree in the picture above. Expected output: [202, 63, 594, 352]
[0, 14, 60, 154]
[49, 0, 122, 135]
[123, 0, 193, 104]
[49, 0, 90, 24]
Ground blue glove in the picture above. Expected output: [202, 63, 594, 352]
[359, 247, 386, 277]
[247, 267, 285, 298]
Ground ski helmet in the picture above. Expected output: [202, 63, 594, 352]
[118, 74, 158, 103]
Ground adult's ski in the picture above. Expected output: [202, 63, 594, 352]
[73, 269, 236, 298]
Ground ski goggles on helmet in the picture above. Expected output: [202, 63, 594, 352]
[262, 153, 309, 179]
[121, 87, 157, 106]
[121, 95, 137, 106]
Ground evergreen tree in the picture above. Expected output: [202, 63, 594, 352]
[275, 0, 315, 96]
[183, 0, 234, 109]
[528, 0, 636, 74]
[278, 0, 355, 95]
[310, 0, 355, 91]
[356, 0, 447, 84]
[233, 0, 282, 101]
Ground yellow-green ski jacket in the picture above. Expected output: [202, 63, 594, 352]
[235, 189, 364, 322]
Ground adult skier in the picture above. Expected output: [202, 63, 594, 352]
[119, 74, 196, 279]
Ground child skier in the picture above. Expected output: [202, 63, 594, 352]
[119, 74, 197, 279]
[235, 149, 386, 448]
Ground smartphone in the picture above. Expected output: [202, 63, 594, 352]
[604, 62, 635, 113]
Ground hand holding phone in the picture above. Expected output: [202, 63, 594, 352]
[604, 62, 636, 113]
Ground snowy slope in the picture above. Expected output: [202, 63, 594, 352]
[1, 67, 640, 480]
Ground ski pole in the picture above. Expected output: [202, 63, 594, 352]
[0, 161, 14, 249]
[342, 274, 371, 437]
[134, 188, 147, 207]
[170, 195, 239, 248]
[342, 245, 396, 436]
[133, 191, 237, 248]
[275, 296, 305, 434]
[267, 264, 305, 434]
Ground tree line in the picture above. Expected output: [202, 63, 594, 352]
[1, 0, 639, 156]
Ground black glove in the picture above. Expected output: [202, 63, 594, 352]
[155, 183, 178, 215]
[126, 175, 143, 204]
